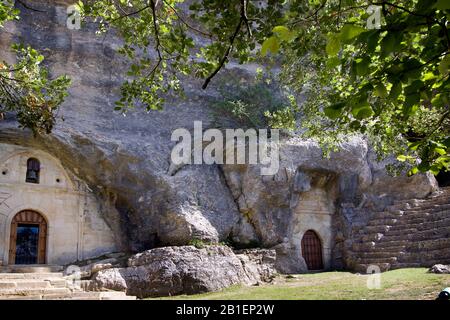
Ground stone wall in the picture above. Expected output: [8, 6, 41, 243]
[0, 143, 117, 265]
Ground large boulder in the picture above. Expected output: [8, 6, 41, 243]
[89, 246, 277, 298]
[428, 264, 450, 274]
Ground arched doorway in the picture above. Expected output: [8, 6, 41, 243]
[9, 210, 47, 265]
[301, 230, 324, 270]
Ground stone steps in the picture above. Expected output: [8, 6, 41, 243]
[357, 223, 450, 238]
[0, 291, 136, 300]
[350, 187, 450, 272]
[0, 272, 63, 280]
[354, 256, 398, 264]
[387, 220, 450, 232]
[352, 243, 406, 252]
[387, 201, 450, 212]
[354, 251, 406, 259]
[0, 270, 136, 300]
[369, 237, 450, 251]
[368, 211, 450, 224]
[0, 265, 63, 273]
[368, 210, 450, 226]
[354, 227, 450, 247]
[0, 287, 71, 296]
[407, 238, 450, 250]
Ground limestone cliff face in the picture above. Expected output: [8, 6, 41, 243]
[0, 0, 242, 252]
[0, 1, 438, 270]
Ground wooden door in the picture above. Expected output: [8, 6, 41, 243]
[9, 210, 47, 264]
[301, 230, 324, 270]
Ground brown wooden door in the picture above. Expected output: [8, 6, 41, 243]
[301, 230, 324, 270]
[9, 210, 47, 265]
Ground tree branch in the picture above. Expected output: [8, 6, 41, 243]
[240, 0, 252, 37]
[370, 1, 432, 19]
[336, 0, 342, 27]
[110, 4, 151, 22]
[202, 1, 253, 89]
[16, 0, 45, 13]
[424, 110, 450, 141]
[202, 18, 243, 89]
[291, 0, 327, 25]
[147, 0, 163, 79]
[161, 0, 212, 38]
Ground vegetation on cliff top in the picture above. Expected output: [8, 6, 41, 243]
[0, 1, 70, 134]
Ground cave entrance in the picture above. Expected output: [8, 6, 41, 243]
[436, 170, 450, 188]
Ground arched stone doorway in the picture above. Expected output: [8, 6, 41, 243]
[9, 210, 47, 265]
[301, 230, 324, 270]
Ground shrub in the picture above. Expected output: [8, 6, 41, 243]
[211, 77, 298, 131]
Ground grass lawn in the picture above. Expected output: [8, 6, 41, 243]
[152, 268, 450, 300]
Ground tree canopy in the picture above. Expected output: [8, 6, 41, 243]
[0, 0, 70, 134]
[1, 0, 449, 175]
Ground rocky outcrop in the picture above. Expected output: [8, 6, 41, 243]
[429, 264, 450, 274]
[67, 253, 129, 279]
[234, 249, 277, 283]
[89, 246, 277, 298]
[222, 137, 437, 272]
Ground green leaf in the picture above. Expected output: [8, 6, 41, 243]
[423, 72, 437, 81]
[351, 95, 373, 119]
[326, 34, 341, 56]
[381, 32, 396, 56]
[366, 31, 380, 53]
[408, 166, 419, 176]
[272, 26, 289, 34]
[339, 24, 365, 42]
[405, 80, 424, 95]
[403, 93, 420, 115]
[397, 154, 415, 163]
[261, 36, 279, 56]
[353, 105, 374, 119]
[272, 26, 295, 42]
[430, 165, 441, 175]
[389, 81, 402, 100]
[435, 0, 450, 9]
[434, 147, 447, 155]
[374, 83, 388, 98]
[439, 55, 450, 75]
[418, 159, 430, 172]
[326, 56, 340, 68]
[431, 94, 445, 108]
[324, 102, 346, 119]
[408, 141, 422, 151]
[355, 57, 371, 76]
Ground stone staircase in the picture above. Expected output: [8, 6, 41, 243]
[350, 187, 450, 273]
[0, 270, 136, 300]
